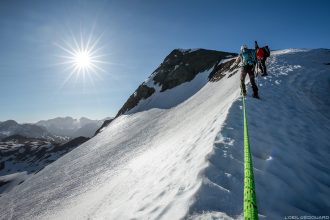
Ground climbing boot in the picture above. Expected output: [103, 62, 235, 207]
[252, 93, 260, 99]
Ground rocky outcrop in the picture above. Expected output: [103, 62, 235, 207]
[208, 58, 239, 81]
[153, 49, 236, 91]
[116, 85, 156, 117]
[115, 49, 236, 118]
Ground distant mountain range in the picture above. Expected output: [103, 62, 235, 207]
[0, 116, 111, 195]
[0, 120, 52, 140]
[0, 117, 112, 142]
[36, 116, 111, 138]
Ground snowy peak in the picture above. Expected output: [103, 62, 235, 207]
[116, 48, 236, 116]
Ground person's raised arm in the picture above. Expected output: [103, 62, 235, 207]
[255, 41, 259, 49]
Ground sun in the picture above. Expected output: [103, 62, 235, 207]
[55, 31, 107, 85]
[74, 50, 92, 68]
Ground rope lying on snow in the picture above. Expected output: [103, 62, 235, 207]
[242, 97, 259, 220]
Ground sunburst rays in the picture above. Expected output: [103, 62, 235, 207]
[54, 29, 109, 88]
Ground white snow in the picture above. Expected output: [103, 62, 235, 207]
[129, 68, 214, 114]
[0, 172, 28, 194]
[177, 48, 201, 53]
[188, 49, 330, 219]
[0, 49, 329, 219]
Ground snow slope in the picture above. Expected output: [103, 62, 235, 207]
[0, 136, 89, 196]
[0, 49, 329, 219]
[188, 48, 330, 219]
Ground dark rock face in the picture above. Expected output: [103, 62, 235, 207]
[209, 59, 239, 81]
[153, 49, 236, 91]
[116, 85, 155, 117]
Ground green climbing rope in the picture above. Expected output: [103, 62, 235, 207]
[242, 97, 259, 220]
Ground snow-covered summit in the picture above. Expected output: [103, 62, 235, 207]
[0, 48, 329, 219]
[116, 48, 236, 117]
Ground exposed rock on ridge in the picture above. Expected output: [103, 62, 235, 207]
[116, 49, 236, 117]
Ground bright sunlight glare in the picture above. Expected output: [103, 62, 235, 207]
[74, 50, 92, 68]
[55, 30, 108, 87]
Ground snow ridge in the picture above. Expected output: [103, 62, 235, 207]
[0, 49, 329, 220]
[188, 49, 330, 219]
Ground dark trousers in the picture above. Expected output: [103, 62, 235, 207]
[258, 58, 267, 74]
[241, 65, 258, 96]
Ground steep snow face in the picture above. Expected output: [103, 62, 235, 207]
[188, 49, 330, 219]
[0, 49, 329, 220]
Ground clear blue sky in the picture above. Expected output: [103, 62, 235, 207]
[0, 0, 329, 123]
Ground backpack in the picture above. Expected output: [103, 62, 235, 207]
[256, 48, 265, 60]
[263, 46, 270, 57]
[241, 49, 256, 66]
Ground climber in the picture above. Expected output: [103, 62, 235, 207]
[235, 44, 259, 99]
[255, 41, 270, 76]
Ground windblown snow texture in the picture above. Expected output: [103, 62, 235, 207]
[0, 136, 89, 196]
[0, 49, 329, 220]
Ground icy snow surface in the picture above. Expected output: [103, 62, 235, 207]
[0, 49, 329, 220]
